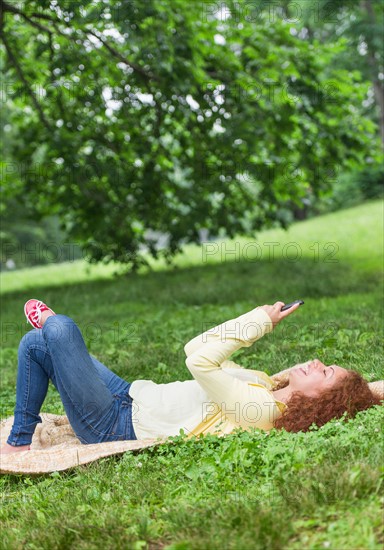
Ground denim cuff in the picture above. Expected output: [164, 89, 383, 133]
[7, 418, 42, 446]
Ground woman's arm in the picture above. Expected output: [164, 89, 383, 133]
[185, 306, 277, 429]
[368, 380, 384, 400]
[185, 302, 302, 428]
[184, 320, 239, 358]
[184, 316, 249, 369]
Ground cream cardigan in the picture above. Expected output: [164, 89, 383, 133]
[128, 307, 287, 440]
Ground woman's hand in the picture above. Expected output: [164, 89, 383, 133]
[259, 301, 301, 327]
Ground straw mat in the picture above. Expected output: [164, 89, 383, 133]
[0, 413, 168, 475]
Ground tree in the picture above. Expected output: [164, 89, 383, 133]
[281, 0, 384, 144]
[0, 0, 381, 269]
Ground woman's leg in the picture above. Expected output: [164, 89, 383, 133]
[5, 329, 51, 450]
[6, 314, 134, 447]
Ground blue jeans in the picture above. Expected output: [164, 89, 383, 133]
[7, 315, 137, 446]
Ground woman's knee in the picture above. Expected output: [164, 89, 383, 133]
[42, 314, 78, 345]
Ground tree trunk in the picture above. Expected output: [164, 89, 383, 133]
[363, 0, 384, 146]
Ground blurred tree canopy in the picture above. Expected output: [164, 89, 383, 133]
[285, 0, 383, 142]
[0, 0, 382, 269]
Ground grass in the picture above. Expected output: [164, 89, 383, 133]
[0, 199, 383, 549]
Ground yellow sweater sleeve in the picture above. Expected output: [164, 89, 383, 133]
[184, 312, 254, 370]
[185, 307, 280, 430]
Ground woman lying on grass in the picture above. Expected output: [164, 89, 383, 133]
[1, 299, 381, 454]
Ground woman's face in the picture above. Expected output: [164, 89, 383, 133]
[289, 358, 349, 397]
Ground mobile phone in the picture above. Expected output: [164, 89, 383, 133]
[280, 300, 304, 311]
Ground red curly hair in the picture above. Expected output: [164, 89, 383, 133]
[273, 370, 382, 433]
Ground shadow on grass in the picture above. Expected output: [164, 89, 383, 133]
[1, 255, 381, 310]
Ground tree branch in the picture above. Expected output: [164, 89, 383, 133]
[86, 30, 157, 82]
[1, 1, 53, 35]
[0, 32, 51, 130]
[1, 0, 160, 128]
[1, 1, 158, 85]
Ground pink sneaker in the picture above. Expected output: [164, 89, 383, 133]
[24, 299, 55, 329]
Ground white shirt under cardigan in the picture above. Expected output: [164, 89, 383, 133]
[128, 307, 286, 440]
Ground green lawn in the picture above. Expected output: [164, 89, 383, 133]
[1, 199, 383, 550]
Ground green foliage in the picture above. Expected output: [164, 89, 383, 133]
[1, 0, 382, 270]
[358, 164, 384, 199]
[296, 164, 384, 217]
[291, 0, 384, 150]
[0, 205, 83, 269]
[317, 164, 384, 214]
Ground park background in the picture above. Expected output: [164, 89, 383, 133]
[1, 1, 383, 549]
